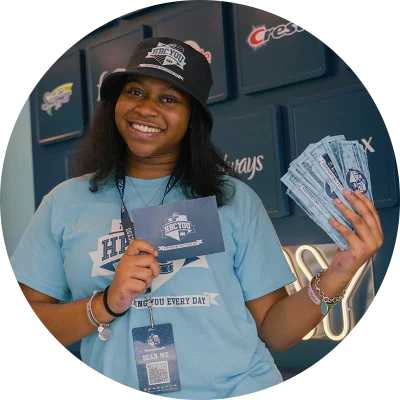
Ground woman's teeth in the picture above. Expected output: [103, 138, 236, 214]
[131, 123, 162, 133]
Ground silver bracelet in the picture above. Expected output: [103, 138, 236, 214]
[86, 290, 112, 341]
[314, 270, 346, 315]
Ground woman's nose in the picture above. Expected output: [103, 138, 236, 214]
[134, 98, 159, 117]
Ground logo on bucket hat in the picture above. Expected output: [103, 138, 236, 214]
[146, 42, 186, 70]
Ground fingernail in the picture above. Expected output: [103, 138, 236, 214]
[344, 190, 351, 195]
[334, 198, 342, 204]
[154, 250, 159, 257]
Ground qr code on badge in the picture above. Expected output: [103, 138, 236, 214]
[146, 361, 170, 385]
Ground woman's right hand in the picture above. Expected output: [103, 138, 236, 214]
[106, 239, 160, 315]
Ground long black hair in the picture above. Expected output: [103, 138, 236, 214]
[74, 97, 239, 206]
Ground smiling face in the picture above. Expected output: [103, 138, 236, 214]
[115, 75, 192, 163]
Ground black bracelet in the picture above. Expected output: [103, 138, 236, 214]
[103, 285, 130, 318]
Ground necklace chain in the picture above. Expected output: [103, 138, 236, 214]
[129, 177, 168, 207]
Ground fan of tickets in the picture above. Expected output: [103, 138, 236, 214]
[281, 135, 373, 250]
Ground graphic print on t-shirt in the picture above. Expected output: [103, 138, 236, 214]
[89, 220, 211, 292]
[132, 292, 220, 309]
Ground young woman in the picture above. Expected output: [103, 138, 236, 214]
[11, 37, 383, 399]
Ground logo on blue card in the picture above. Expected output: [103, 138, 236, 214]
[346, 169, 368, 194]
[162, 212, 196, 242]
[147, 333, 161, 347]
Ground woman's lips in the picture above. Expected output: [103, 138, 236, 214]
[126, 121, 165, 139]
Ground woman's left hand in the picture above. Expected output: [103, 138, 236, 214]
[330, 190, 384, 277]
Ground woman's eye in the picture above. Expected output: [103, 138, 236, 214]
[129, 89, 143, 97]
[163, 97, 177, 104]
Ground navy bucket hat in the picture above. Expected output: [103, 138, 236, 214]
[100, 37, 214, 128]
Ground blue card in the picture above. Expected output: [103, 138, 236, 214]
[131, 196, 225, 262]
[132, 323, 181, 394]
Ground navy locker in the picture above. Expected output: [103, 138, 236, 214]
[30, 50, 87, 207]
[233, 4, 328, 94]
[154, 1, 229, 104]
[31, 51, 86, 145]
[288, 84, 398, 208]
[212, 105, 287, 218]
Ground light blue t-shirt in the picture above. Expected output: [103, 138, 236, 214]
[11, 175, 295, 399]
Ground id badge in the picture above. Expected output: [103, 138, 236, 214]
[132, 323, 181, 395]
